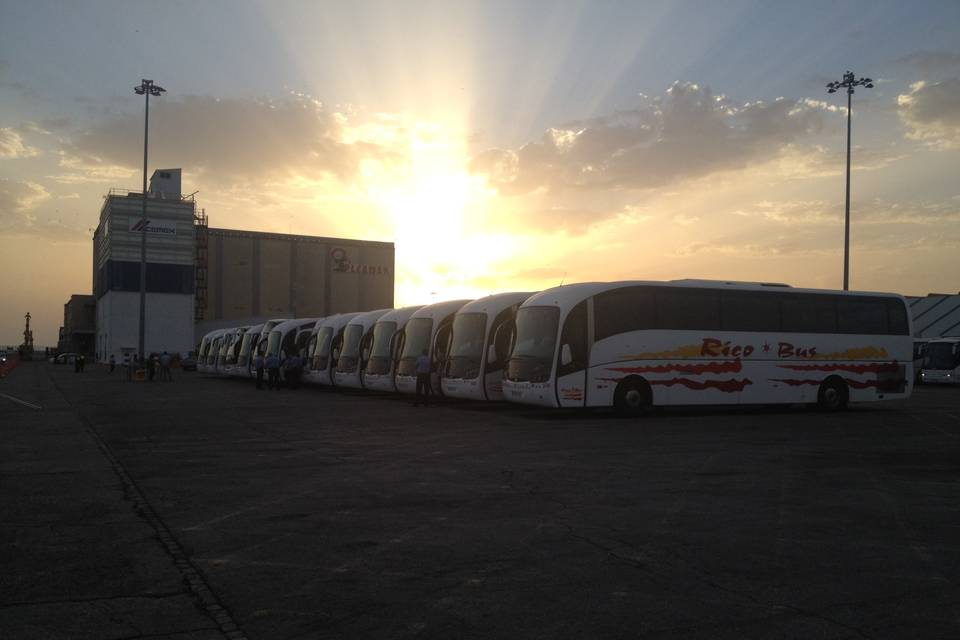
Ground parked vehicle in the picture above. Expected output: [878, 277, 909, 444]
[919, 337, 960, 384]
[441, 292, 533, 401]
[197, 329, 227, 374]
[233, 323, 265, 378]
[502, 280, 913, 413]
[394, 299, 472, 395]
[334, 309, 392, 389]
[216, 326, 250, 376]
[303, 313, 361, 386]
[362, 306, 424, 393]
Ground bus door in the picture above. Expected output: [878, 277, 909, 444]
[485, 307, 517, 400]
[359, 330, 374, 374]
[431, 317, 455, 396]
[556, 301, 589, 407]
[390, 329, 405, 381]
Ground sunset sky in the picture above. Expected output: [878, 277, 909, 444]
[2, 0, 960, 346]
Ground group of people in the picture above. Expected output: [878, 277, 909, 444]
[106, 351, 174, 381]
[253, 351, 305, 390]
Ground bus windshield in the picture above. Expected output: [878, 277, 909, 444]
[923, 342, 960, 370]
[446, 313, 487, 379]
[265, 330, 283, 357]
[314, 327, 334, 370]
[397, 317, 433, 375]
[338, 324, 364, 372]
[367, 321, 397, 375]
[507, 307, 559, 382]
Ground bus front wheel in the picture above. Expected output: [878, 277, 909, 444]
[817, 376, 848, 411]
[614, 377, 652, 417]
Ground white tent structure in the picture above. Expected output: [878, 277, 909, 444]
[907, 294, 960, 338]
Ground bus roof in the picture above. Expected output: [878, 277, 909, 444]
[456, 291, 534, 315]
[520, 280, 907, 310]
[271, 318, 320, 335]
[315, 312, 362, 332]
[409, 299, 473, 321]
[347, 308, 392, 328]
[374, 305, 424, 326]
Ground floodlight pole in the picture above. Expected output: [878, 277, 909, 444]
[134, 79, 165, 366]
[826, 71, 873, 291]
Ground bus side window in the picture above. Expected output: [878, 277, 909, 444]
[487, 308, 516, 373]
[558, 301, 588, 377]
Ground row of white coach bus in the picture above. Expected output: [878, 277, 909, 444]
[196, 279, 919, 413]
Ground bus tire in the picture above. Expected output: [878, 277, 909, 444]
[817, 376, 848, 411]
[614, 377, 652, 417]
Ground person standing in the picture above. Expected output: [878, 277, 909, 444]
[254, 352, 265, 389]
[266, 352, 280, 390]
[414, 349, 432, 407]
[159, 351, 172, 381]
[79, 354, 85, 372]
[122, 353, 131, 381]
[108, 354, 116, 374]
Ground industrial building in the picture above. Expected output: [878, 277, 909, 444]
[91, 168, 395, 360]
[195, 228, 394, 338]
[93, 169, 197, 360]
[57, 294, 96, 355]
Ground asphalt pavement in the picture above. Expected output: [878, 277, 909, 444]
[2, 361, 959, 639]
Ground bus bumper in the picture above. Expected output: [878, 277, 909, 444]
[442, 377, 483, 401]
[502, 380, 558, 408]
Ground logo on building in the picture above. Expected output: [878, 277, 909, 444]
[129, 218, 177, 235]
[330, 247, 390, 275]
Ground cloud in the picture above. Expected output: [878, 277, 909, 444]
[0, 127, 39, 158]
[0, 178, 51, 231]
[893, 51, 960, 73]
[63, 95, 399, 186]
[897, 79, 960, 149]
[734, 198, 960, 226]
[470, 81, 833, 195]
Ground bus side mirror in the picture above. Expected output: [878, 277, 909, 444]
[560, 344, 573, 367]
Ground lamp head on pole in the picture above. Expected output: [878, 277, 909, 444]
[134, 79, 166, 97]
[826, 70, 874, 96]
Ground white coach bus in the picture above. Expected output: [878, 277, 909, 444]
[232, 323, 264, 378]
[217, 326, 250, 376]
[395, 299, 472, 395]
[265, 318, 320, 362]
[441, 292, 534, 401]
[334, 309, 392, 389]
[197, 328, 227, 374]
[362, 306, 424, 392]
[304, 313, 360, 386]
[919, 337, 960, 384]
[502, 280, 913, 413]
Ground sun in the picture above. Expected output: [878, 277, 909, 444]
[361, 121, 518, 306]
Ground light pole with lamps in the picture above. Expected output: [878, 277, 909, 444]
[826, 71, 873, 291]
[134, 79, 165, 365]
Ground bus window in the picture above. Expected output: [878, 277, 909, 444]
[595, 287, 654, 340]
[558, 301, 588, 377]
[655, 288, 720, 330]
[486, 308, 516, 373]
[721, 291, 781, 332]
[887, 300, 909, 335]
[837, 297, 888, 334]
[782, 295, 836, 333]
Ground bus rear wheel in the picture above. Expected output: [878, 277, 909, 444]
[614, 377, 652, 417]
[817, 377, 848, 411]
